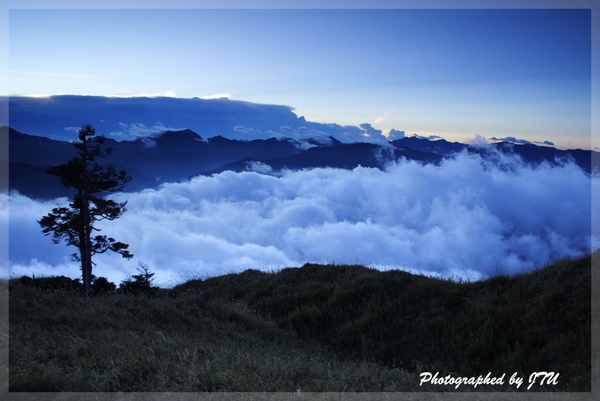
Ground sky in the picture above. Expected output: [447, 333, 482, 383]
[2, 1, 595, 149]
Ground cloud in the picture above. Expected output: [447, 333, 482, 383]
[64, 126, 81, 134]
[140, 137, 157, 149]
[7, 94, 412, 146]
[233, 125, 266, 136]
[5, 150, 597, 286]
[467, 135, 490, 147]
[5, 195, 75, 268]
[358, 123, 390, 143]
[490, 136, 533, 145]
[109, 122, 185, 140]
[373, 110, 397, 124]
[359, 123, 382, 136]
[491, 137, 555, 147]
[246, 161, 275, 174]
[232, 125, 334, 147]
[412, 134, 442, 140]
[386, 129, 405, 140]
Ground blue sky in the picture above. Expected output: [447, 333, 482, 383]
[3, 1, 595, 149]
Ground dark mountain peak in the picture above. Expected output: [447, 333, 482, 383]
[392, 136, 428, 146]
[262, 137, 285, 144]
[392, 136, 466, 156]
[157, 129, 204, 143]
[208, 135, 233, 145]
[8, 127, 75, 166]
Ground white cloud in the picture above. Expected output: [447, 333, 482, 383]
[412, 133, 442, 140]
[246, 161, 275, 174]
[359, 123, 385, 141]
[373, 110, 397, 124]
[386, 129, 405, 140]
[467, 134, 490, 147]
[5, 150, 597, 287]
[490, 136, 549, 146]
[109, 122, 185, 140]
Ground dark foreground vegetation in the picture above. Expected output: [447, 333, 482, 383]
[7, 252, 594, 392]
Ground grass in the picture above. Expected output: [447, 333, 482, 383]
[8, 283, 418, 392]
[174, 253, 592, 391]
[6, 251, 595, 393]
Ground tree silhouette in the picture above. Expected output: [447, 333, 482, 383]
[39, 124, 133, 294]
[119, 262, 157, 296]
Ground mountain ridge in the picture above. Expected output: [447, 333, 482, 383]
[4, 125, 598, 199]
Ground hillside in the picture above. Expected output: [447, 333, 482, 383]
[6, 251, 594, 393]
[174, 252, 593, 391]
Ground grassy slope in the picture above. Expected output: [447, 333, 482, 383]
[8, 286, 417, 392]
[8, 251, 594, 392]
[174, 252, 593, 391]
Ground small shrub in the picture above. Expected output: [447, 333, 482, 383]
[119, 263, 158, 296]
[91, 276, 116, 294]
[17, 275, 83, 292]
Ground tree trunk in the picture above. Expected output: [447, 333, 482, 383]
[81, 198, 93, 295]
[80, 135, 93, 295]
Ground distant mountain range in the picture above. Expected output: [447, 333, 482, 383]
[3, 126, 597, 200]
[1, 94, 596, 199]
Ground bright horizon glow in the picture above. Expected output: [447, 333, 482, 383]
[5, 6, 594, 149]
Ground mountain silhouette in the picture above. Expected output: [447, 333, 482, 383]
[5, 127, 313, 198]
[5, 125, 596, 200]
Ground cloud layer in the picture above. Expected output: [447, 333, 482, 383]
[5, 150, 597, 286]
[6, 95, 396, 145]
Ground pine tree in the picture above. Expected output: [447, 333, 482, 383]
[119, 262, 157, 295]
[39, 124, 133, 294]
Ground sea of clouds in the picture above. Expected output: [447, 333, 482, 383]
[4, 149, 598, 287]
